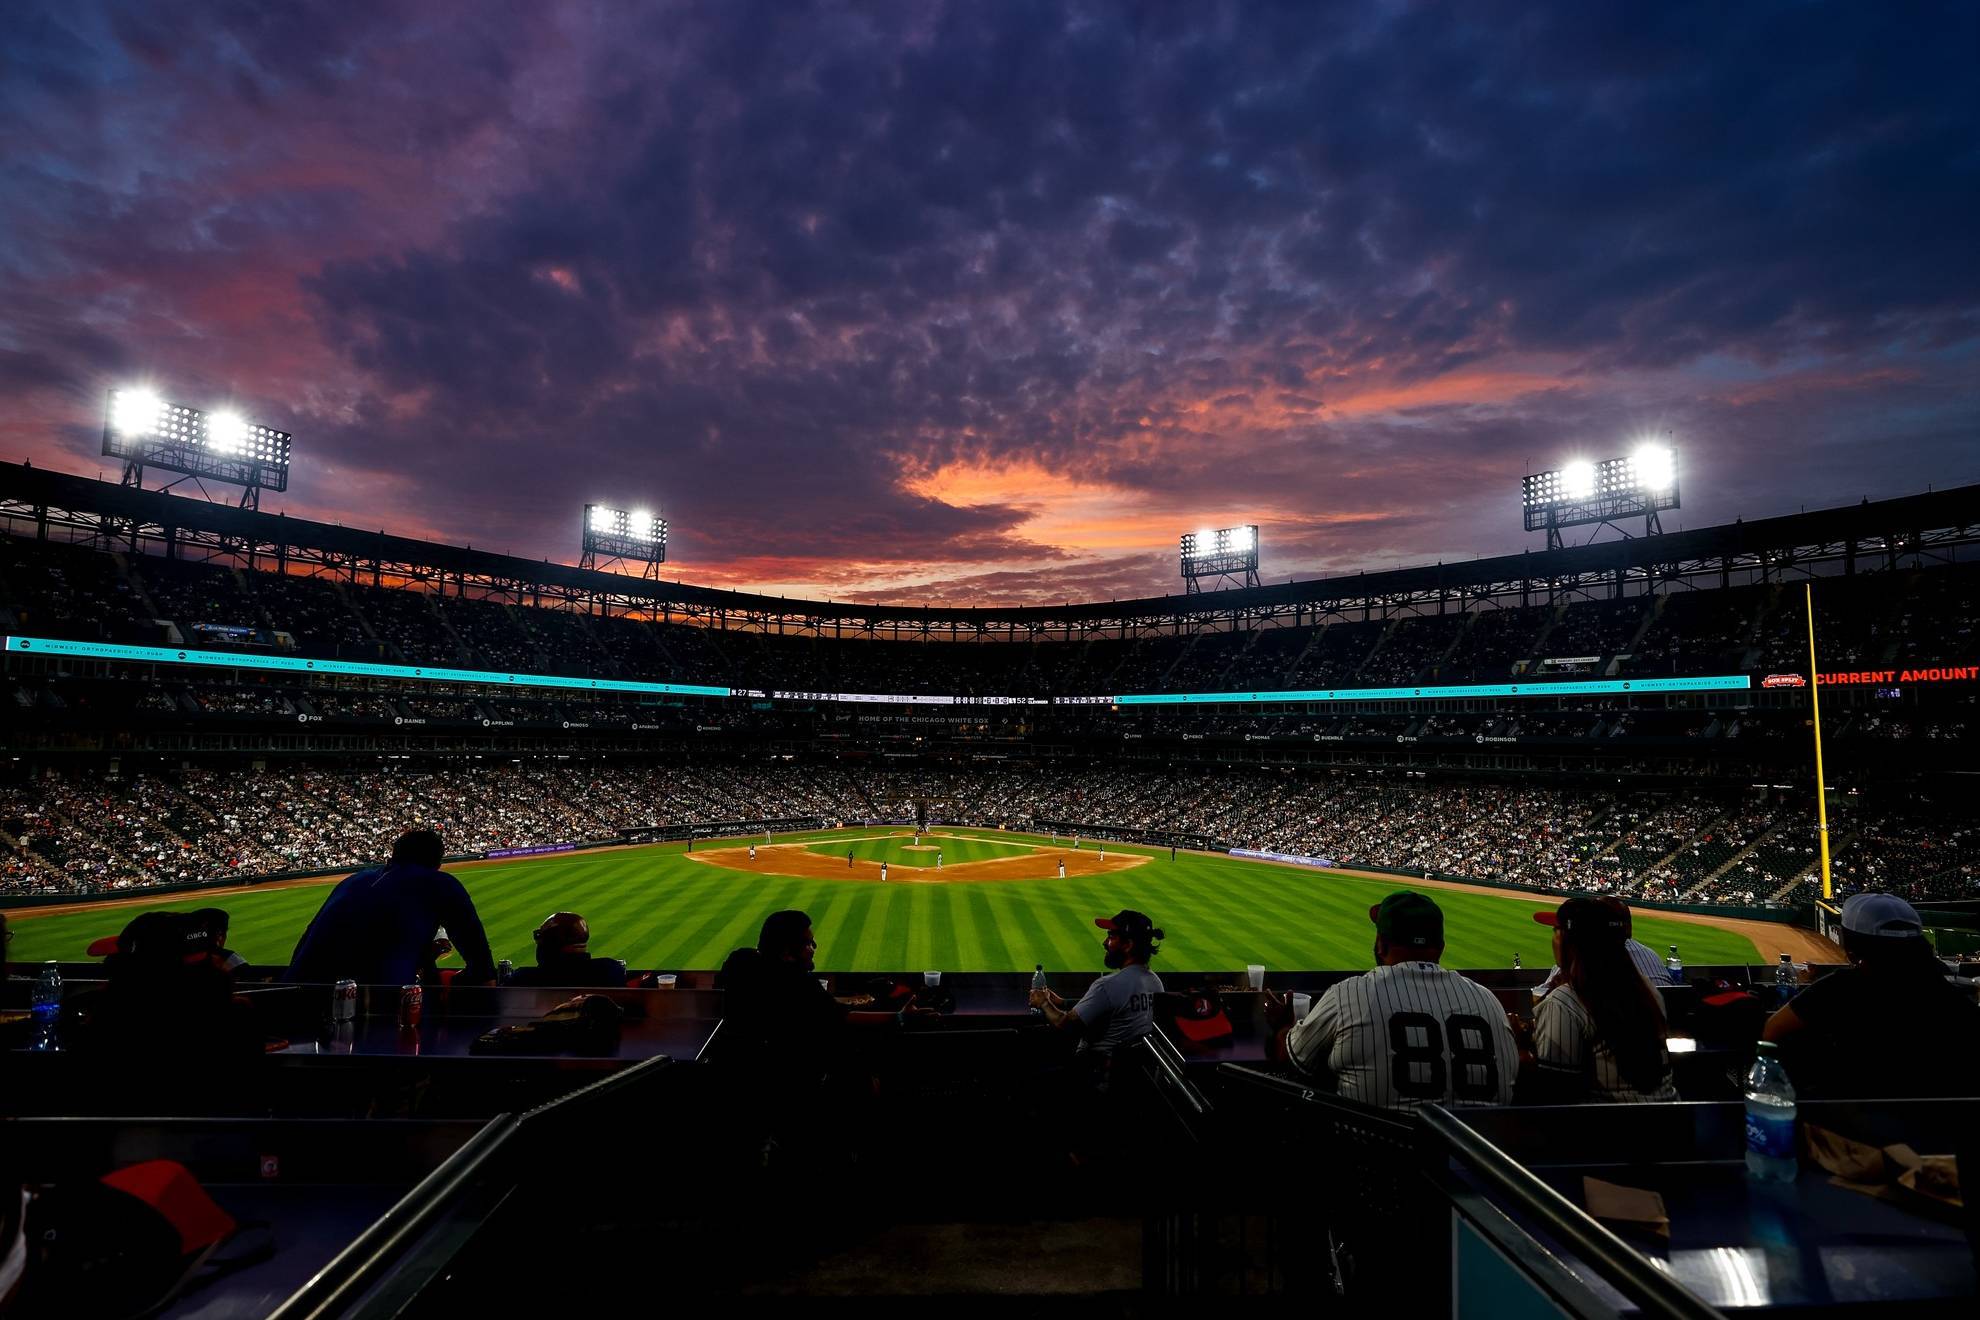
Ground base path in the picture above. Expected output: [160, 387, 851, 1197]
[1315, 866, 1841, 965]
[687, 842, 1147, 885]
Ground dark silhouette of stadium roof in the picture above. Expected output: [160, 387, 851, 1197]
[1, 460, 1975, 630]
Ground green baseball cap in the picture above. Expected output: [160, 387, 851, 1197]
[1369, 892, 1444, 948]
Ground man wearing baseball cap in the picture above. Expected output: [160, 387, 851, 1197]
[1266, 892, 1517, 1111]
[1030, 910, 1165, 1072]
[1764, 892, 1980, 1099]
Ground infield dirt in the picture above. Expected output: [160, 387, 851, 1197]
[686, 842, 1147, 884]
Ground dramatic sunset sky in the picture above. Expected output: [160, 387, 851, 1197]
[3, 2, 1975, 604]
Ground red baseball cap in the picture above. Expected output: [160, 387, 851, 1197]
[1163, 992, 1233, 1043]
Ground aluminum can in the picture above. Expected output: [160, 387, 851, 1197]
[398, 983, 423, 1027]
[332, 978, 359, 1022]
[497, 959, 514, 984]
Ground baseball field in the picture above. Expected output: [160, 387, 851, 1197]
[6, 828, 1785, 973]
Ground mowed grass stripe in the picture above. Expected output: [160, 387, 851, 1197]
[6, 831, 1763, 971]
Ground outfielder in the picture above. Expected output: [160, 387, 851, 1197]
[1267, 892, 1517, 1111]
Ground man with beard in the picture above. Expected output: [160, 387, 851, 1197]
[1029, 909, 1165, 1067]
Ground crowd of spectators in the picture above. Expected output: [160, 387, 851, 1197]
[0, 760, 1899, 906]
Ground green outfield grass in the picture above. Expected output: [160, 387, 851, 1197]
[5, 828, 1762, 973]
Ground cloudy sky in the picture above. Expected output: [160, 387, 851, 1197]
[3, 1, 1975, 604]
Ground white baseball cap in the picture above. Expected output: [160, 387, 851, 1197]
[1840, 893, 1924, 938]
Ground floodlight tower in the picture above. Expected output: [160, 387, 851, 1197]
[102, 388, 293, 511]
[580, 503, 668, 578]
[1522, 445, 1679, 550]
[1180, 524, 1261, 593]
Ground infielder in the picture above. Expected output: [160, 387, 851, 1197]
[748, 845, 756, 861]
[880, 861, 888, 882]
[1267, 892, 1517, 1111]
[1057, 858, 1066, 878]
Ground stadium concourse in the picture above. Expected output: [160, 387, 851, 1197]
[5, 466, 1980, 1315]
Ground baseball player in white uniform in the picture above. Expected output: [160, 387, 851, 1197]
[1267, 892, 1517, 1111]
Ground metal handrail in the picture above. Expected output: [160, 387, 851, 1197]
[517, 1052, 674, 1123]
[1135, 1032, 1211, 1117]
[1420, 1104, 1727, 1320]
[264, 1112, 520, 1320]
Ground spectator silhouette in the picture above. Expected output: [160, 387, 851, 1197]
[507, 912, 628, 987]
[1765, 893, 1980, 1099]
[285, 830, 496, 986]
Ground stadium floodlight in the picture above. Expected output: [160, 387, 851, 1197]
[1633, 443, 1675, 493]
[1180, 523, 1261, 593]
[1522, 445, 1680, 549]
[580, 502, 668, 577]
[102, 388, 293, 510]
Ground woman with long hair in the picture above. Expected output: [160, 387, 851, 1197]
[1528, 897, 1677, 1102]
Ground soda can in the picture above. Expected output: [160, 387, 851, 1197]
[497, 959, 514, 984]
[332, 978, 358, 1022]
[398, 983, 423, 1027]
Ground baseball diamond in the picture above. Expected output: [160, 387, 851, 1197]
[7, 828, 1769, 971]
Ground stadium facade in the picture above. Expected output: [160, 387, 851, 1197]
[1, 460, 1975, 907]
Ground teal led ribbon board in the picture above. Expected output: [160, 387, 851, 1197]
[2, 636, 731, 697]
[4, 635, 1750, 705]
[1112, 674, 1750, 704]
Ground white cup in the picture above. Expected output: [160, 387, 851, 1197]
[654, 973, 678, 989]
[818, 977, 831, 991]
[1246, 964, 1266, 991]
[924, 971, 942, 986]
[1291, 991, 1312, 1020]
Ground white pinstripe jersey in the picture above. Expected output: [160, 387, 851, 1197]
[1287, 961, 1519, 1111]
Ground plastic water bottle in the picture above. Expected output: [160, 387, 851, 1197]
[1031, 964, 1048, 1018]
[30, 962, 63, 1052]
[1774, 953, 1796, 1005]
[1744, 1042, 1798, 1183]
[1665, 944, 1683, 981]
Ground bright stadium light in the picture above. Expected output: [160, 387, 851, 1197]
[207, 411, 247, 454]
[1180, 522, 1261, 593]
[1522, 445, 1680, 549]
[580, 502, 669, 577]
[1633, 443, 1675, 493]
[112, 388, 163, 435]
[102, 388, 293, 510]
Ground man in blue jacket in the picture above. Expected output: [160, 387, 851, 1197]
[286, 829, 497, 985]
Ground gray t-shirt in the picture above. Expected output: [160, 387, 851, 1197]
[1071, 963, 1163, 1054]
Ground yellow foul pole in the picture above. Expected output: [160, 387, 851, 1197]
[1805, 583, 1832, 900]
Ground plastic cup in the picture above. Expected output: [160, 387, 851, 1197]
[1246, 964, 1266, 991]
[1291, 991, 1312, 1020]
[818, 978, 831, 991]
[924, 971, 942, 987]
[654, 973, 678, 989]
